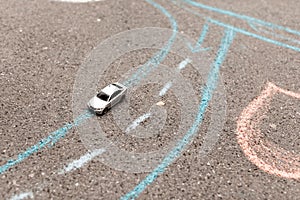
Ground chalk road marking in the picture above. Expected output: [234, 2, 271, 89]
[125, 113, 151, 134]
[181, 0, 300, 37]
[248, 22, 300, 46]
[72, 0, 219, 174]
[187, 22, 210, 53]
[4, 0, 300, 198]
[121, 28, 236, 200]
[125, 55, 192, 134]
[59, 149, 106, 174]
[177, 58, 191, 71]
[237, 82, 300, 179]
[126, 58, 191, 133]
[122, 0, 178, 88]
[52, 0, 105, 3]
[0, 110, 93, 175]
[11, 149, 106, 199]
[159, 81, 172, 97]
[159, 58, 192, 97]
[176, 0, 300, 52]
[0, 0, 177, 176]
[125, 55, 194, 135]
[159, 58, 191, 97]
[10, 192, 33, 200]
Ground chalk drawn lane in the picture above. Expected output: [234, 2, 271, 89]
[122, 28, 236, 200]
[174, 0, 300, 52]
[1, 0, 300, 199]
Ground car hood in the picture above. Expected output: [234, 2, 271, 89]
[88, 96, 108, 109]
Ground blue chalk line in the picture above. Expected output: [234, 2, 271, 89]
[121, 28, 236, 200]
[122, 0, 178, 87]
[0, 110, 93, 174]
[177, 0, 300, 52]
[6, 0, 299, 198]
[0, 0, 177, 175]
[208, 18, 300, 52]
[187, 21, 209, 53]
[181, 0, 300, 37]
[248, 22, 300, 46]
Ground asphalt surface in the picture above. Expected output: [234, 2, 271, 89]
[0, 0, 300, 199]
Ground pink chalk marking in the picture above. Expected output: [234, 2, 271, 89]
[236, 82, 300, 179]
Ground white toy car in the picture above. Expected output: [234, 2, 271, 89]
[87, 82, 127, 115]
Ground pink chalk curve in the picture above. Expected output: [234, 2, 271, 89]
[236, 82, 300, 179]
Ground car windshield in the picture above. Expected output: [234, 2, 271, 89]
[112, 83, 122, 89]
[96, 92, 109, 101]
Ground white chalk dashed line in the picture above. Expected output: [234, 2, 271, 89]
[159, 58, 191, 97]
[12, 150, 105, 199]
[125, 113, 151, 133]
[10, 192, 33, 200]
[59, 149, 105, 174]
[159, 81, 172, 97]
[126, 58, 191, 133]
[177, 58, 191, 71]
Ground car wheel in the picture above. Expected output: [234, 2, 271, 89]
[101, 108, 109, 116]
[121, 95, 125, 102]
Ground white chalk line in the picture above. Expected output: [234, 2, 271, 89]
[159, 58, 191, 97]
[177, 58, 191, 71]
[125, 113, 151, 133]
[126, 58, 192, 133]
[12, 149, 105, 198]
[10, 192, 33, 200]
[59, 149, 106, 174]
[159, 81, 173, 97]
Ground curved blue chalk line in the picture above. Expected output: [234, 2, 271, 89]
[122, 0, 178, 87]
[248, 22, 300, 45]
[208, 18, 300, 52]
[187, 22, 209, 53]
[0, 111, 93, 174]
[121, 28, 236, 200]
[182, 0, 300, 37]
[174, 0, 300, 52]
[0, 0, 177, 175]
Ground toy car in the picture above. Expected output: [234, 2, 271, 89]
[87, 82, 127, 115]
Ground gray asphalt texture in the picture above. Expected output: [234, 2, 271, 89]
[0, 0, 300, 199]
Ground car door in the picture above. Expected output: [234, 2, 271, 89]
[110, 90, 122, 107]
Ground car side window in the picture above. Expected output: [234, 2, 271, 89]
[110, 90, 121, 101]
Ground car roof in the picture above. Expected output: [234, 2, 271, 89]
[101, 84, 120, 96]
